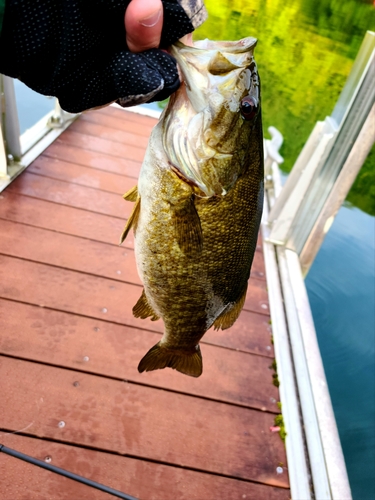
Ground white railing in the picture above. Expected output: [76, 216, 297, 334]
[259, 34, 375, 500]
[0, 75, 78, 192]
[262, 149, 352, 498]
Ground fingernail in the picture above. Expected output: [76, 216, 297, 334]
[139, 9, 162, 28]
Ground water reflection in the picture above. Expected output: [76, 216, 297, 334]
[195, 0, 375, 215]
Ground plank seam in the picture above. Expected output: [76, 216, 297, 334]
[1, 191, 127, 220]
[0, 353, 280, 414]
[42, 148, 140, 177]
[56, 133, 145, 161]
[99, 107, 158, 125]
[0, 297, 275, 358]
[0, 253, 269, 317]
[0, 429, 290, 490]
[0, 218, 133, 250]
[0, 214, 264, 260]
[0, 251, 141, 287]
[69, 124, 151, 145]
[0, 213, 128, 247]
[79, 115, 154, 137]
[28, 166, 140, 191]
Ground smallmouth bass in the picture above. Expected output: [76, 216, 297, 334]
[121, 37, 264, 378]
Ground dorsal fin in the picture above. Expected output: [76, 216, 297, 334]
[213, 284, 248, 331]
[119, 196, 140, 245]
[132, 289, 159, 321]
[123, 185, 138, 202]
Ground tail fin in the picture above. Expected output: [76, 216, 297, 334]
[138, 342, 203, 378]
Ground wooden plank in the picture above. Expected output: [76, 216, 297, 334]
[0, 220, 140, 284]
[99, 106, 159, 127]
[0, 300, 278, 409]
[0, 219, 264, 285]
[81, 109, 156, 137]
[0, 195, 266, 309]
[28, 156, 134, 194]
[244, 279, 269, 313]
[0, 357, 289, 487]
[43, 141, 141, 177]
[58, 130, 145, 162]
[0, 435, 290, 500]
[7, 172, 132, 219]
[204, 312, 272, 355]
[69, 119, 150, 149]
[251, 250, 266, 280]
[0, 213, 270, 353]
[0, 255, 269, 335]
[0, 192, 129, 247]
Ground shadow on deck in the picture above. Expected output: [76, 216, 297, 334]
[0, 106, 289, 500]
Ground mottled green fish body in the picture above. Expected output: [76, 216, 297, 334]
[121, 37, 264, 377]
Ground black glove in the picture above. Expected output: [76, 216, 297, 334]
[0, 0, 207, 113]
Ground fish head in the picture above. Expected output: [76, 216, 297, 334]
[162, 37, 261, 197]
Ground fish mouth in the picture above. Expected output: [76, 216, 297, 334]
[170, 37, 257, 114]
[163, 37, 259, 197]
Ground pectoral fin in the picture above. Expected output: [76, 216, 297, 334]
[123, 185, 138, 202]
[133, 289, 159, 321]
[213, 284, 248, 330]
[138, 342, 203, 378]
[119, 196, 140, 245]
[173, 196, 203, 254]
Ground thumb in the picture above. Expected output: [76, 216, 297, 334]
[125, 0, 163, 53]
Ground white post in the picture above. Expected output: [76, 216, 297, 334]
[2, 75, 22, 160]
[300, 103, 375, 274]
[0, 124, 8, 179]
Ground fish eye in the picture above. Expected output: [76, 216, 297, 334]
[240, 96, 258, 121]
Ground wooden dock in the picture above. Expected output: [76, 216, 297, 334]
[0, 106, 289, 500]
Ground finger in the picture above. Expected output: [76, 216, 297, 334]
[125, 0, 163, 53]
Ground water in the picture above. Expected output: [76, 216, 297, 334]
[14, 80, 55, 135]
[12, 1, 375, 497]
[306, 205, 375, 499]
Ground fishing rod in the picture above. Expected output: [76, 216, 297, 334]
[0, 444, 138, 500]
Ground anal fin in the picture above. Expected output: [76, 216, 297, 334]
[133, 289, 159, 321]
[123, 185, 138, 202]
[138, 342, 203, 378]
[213, 284, 248, 331]
[173, 195, 203, 255]
[120, 195, 140, 245]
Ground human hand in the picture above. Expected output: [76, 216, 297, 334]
[125, 0, 164, 53]
[0, 0, 207, 113]
[125, 0, 194, 52]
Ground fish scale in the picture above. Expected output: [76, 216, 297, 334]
[121, 37, 264, 377]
